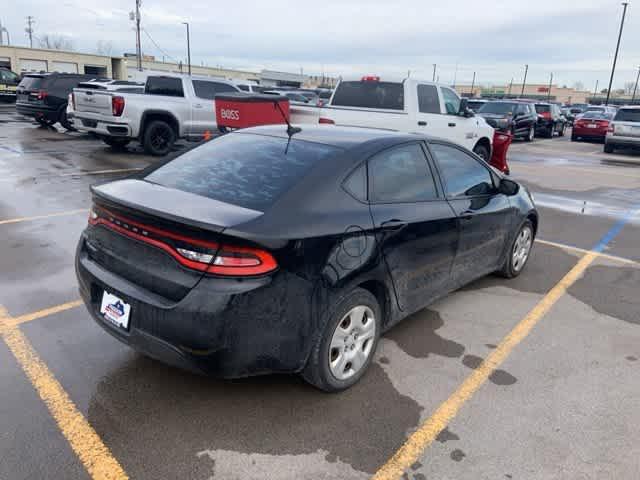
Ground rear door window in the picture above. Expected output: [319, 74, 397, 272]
[146, 77, 184, 97]
[145, 133, 339, 211]
[417, 84, 440, 114]
[614, 109, 640, 122]
[193, 80, 239, 99]
[331, 81, 404, 110]
[368, 143, 439, 203]
[430, 142, 494, 197]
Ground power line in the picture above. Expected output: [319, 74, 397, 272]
[141, 28, 179, 64]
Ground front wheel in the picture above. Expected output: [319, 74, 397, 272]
[473, 143, 490, 162]
[303, 288, 381, 392]
[142, 120, 176, 156]
[497, 220, 534, 278]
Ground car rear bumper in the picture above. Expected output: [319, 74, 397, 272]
[573, 128, 607, 140]
[75, 233, 312, 377]
[74, 114, 132, 137]
[16, 102, 58, 120]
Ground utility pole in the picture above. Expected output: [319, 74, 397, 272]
[605, 2, 628, 106]
[520, 64, 528, 98]
[135, 0, 142, 71]
[453, 62, 459, 89]
[547, 72, 553, 101]
[25, 16, 35, 48]
[182, 22, 191, 75]
[508, 77, 513, 96]
[593, 79, 599, 101]
[432, 64, 436, 82]
[632, 66, 640, 104]
[470, 71, 476, 97]
[0, 20, 10, 45]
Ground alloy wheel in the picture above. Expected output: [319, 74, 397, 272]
[328, 305, 376, 381]
[512, 226, 532, 272]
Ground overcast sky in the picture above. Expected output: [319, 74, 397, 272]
[2, 0, 640, 89]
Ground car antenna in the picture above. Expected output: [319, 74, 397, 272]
[273, 99, 301, 154]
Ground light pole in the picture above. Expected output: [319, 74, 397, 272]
[432, 64, 436, 82]
[547, 72, 553, 101]
[520, 64, 528, 98]
[632, 66, 640, 104]
[470, 71, 476, 97]
[605, 2, 629, 106]
[593, 79, 599, 101]
[508, 77, 513, 96]
[182, 22, 191, 76]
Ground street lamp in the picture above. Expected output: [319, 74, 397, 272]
[520, 64, 528, 98]
[605, 2, 629, 106]
[182, 22, 191, 76]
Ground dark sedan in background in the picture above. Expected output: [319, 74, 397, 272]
[477, 100, 538, 141]
[76, 126, 538, 392]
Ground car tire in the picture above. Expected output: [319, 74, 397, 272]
[142, 120, 176, 156]
[497, 219, 534, 279]
[473, 143, 490, 162]
[103, 137, 131, 150]
[604, 143, 615, 154]
[558, 123, 565, 137]
[59, 109, 75, 131]
[302, 287, 381, 392]
[524, 126, 535, 142]
[571, 134, 578, 142]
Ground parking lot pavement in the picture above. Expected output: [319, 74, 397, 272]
[1, 110, 639, 480]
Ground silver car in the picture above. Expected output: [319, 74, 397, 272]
[605, 106, 640, 153]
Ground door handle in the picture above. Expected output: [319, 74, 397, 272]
[448, 122, 457, 127]
[418, 121, 427, 126]
[194, 104, 203, 109]
[381, 219, 408, 231]
[459, 210, 474, 220]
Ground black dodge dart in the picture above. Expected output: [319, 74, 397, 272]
[76, 125, 538, 392]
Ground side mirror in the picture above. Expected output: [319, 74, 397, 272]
[458, 98, 474, 117]
[498, 178, 519, 196]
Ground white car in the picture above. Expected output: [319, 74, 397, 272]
[304, 75, 494, 160]
[72, 73, 241, 155]
[604, 106, 640, 153]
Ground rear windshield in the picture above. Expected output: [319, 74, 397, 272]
[332, 81, 404, 110]
[614, 109, 640, 122]
[145, 133, 339, 211]
[535, 104, 551, 113]
[478, 102, 516, 114]
[18, 76, 48, 90]
[581, 112, 611, 120]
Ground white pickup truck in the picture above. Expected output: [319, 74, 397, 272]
[291, 75, 494, 160]
[73, 73, 241, 155]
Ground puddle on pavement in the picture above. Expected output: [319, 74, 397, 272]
[461, 355, 517, 386]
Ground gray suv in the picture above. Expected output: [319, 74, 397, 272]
[605, 107, 640, 153]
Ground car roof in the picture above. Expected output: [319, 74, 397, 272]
[236, 125, 422, 149]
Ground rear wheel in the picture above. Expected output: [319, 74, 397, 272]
[142, 120, 176, 156]
[524, 125, 535, 142]
[498, 220, 534, 278]
[103, 137, 131, 150]
[571, 133, 578, 142]
[59, 109, 75, 131]
[303, 288, 381, 392]
[473, 143, 490, 162]
[604, 143, 615, 154]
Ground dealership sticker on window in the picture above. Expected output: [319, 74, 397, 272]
[100, 292, 131, 329]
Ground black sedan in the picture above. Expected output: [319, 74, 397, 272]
[76, 125, 538, 392]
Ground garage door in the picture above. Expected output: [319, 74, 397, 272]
[0, 56, 11, 69]
[51, 61, 78, 73]
[20, 59, 47, 73]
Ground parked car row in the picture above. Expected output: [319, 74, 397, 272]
[473, 100, 567, 140]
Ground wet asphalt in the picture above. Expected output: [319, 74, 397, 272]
[1, 103, 639, 480]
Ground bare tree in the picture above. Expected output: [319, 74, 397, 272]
[572, 81, 584, 91]
[96, 40, 114, 56]
[623, 81, 635, 95]
[39, 34, 74, 51]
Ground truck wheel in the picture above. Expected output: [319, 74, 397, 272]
[103, 137, 131, 150]
[302, 288, 381, 392]
[472, 144, 490, 162]
[143, 120, 176, 156]
[604, 143, 615, 154]
[525, 126, 535, 142]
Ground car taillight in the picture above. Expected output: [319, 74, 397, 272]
[112, 96, 125, 116]
[37, 90, 48, 100]
[319, 117, 335, 124]
[361, 75, 380, 82]
[539, 112, 551, 119]
[88, 205, 277, 276]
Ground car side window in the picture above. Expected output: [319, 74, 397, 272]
[368, 143, 438, 203]
[343, 164, 367, 202]
[514, 104, 525, 115]
[441, 87, 461, 115]
[146, 77, 184, 97]
[430, 143, 494, 197]
[417, 84, 440, 114]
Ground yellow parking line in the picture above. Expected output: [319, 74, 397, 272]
[0, 306, 128, 480]
[7, 300, 84, 327]
[371, 251, 598, 480]
[535, 238, 639, 266]
[0, 209, 87, 225]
